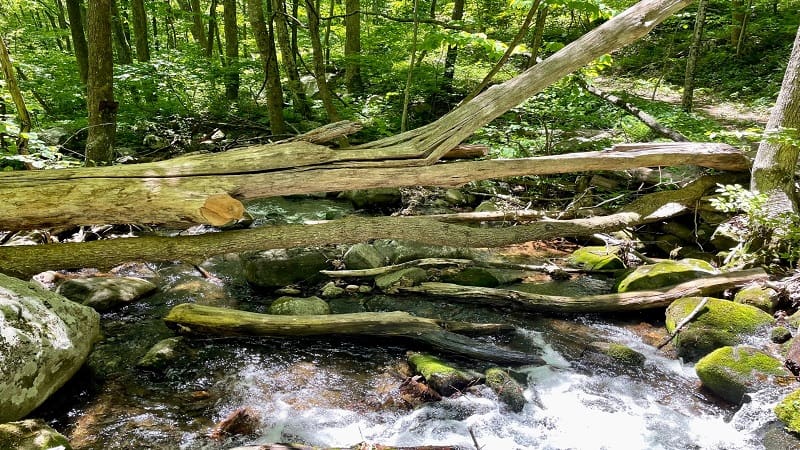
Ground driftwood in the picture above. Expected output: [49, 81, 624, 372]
[163, 305, 541, 365]
[399, 268, 769, 313]
[0, 174, 740, 278]
[577, 79, 689, 142]
[320, 258, 570, 278]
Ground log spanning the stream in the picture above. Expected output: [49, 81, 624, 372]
[400, 268, 769, 313]
[163, 305, 542, 365]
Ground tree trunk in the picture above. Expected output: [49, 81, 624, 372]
[179, 0, 209, 51]
[305, 0, 340, 122]
[401, 268, 768, 313]
[400, 0, 420, 132]
[54, 0, 73, 51]
[130, 0, 150, 61]
[526, 6, 548, 68]
[0, 36, 32, 160]
[731, 0, 744, 47]
[164, 305, 539, 364]
[271, 0, 312, 116]
[110, 0, 133, 64]
[223, 0, 239, 100]
[440, 0, 464, 94]
[205, 0, 218, 57]
[750, 25, 800, 215]
[0, 172, 743, 277]
[681, 0, 708, 112]
[66, 0, 90, 83]
[344, 0, 363, 93]
[86, 0, 117, 166]
[247, 0, 287, 134]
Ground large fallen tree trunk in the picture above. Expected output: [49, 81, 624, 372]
[0, 174, 740, 278]
[163, 305, 542, 365]
[0, 0, 696, 231]
[0, 143, 745, 230]
[399, 268, 768, 313]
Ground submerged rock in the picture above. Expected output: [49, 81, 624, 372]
[407, 352, 477, 396]
[584, 341, 646, 369]
[485, 367, 526, 413]
[241, 247, 332, 289]
[56, 276, 156, 311]
[269, 296, 330, 315]
[137, 336, 187, 371]
[0, 273, 101, 422]
[695, 346, 790, 405]
[0, 419, 72, 450]
[615, 258, 718, 293]
[775, 389, 800, 434]
[665, 297, 774, 361]
[567, 246, 625, 271]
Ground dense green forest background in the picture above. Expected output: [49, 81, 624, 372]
[0, 0, 798, 168]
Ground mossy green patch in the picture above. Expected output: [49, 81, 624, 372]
[733, 286, 776, 313]
[0, 419, 72, 450]
[665, 297, 774, 361]
[407, 352, 475, 396]
[696, 346, 789, 405]
[775, 389, 800, 434]
[616, 259, 718, 293]
[485, 367, 526, 413]
[567, 246, 625, 270]
[269, 296, 330, 315]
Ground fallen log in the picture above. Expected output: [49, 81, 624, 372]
[320, 258, 571, 278]
[0, 174, 741, 278]
[229, 445, 460, 450]
[0, 143, 748, 230]
[399, 268, 769, 313]
[163, 305, 542, 365]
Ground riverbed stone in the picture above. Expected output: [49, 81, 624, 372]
[375, 268, 428, 292]
[665, 297, 774, 361]
[0, 272, 101, 422]
[242, 247, 331, 289]
[56, 276, 157, 311]
[695, 346, 790, 405]
[340, 188, 402, 209]
[407, 352, 477, 396]
[485, 367, 526, 413]
[615, 258, 719, 293]
[567, 246, 625, 271]
[775, 389, 800, 434]
[137, 336, 187, 371]
[269, 296, 330, 315]
[0, 419, 72, 450]
[585, 341, 646, 368]
[343, 243, 386, 270]
[441, 267, 522, 287]
[733, 285, 777, 313]
[320, 281, 346, 298]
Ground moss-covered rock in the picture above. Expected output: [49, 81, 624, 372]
[615, 259, 718, 293]
[0, 419, 72, 450]
[56, 276, 156, 311]
[775, 389, 800, 434]
[485, 367, 526, 413]
[269, 296, 330, 315]
[772, 326, 793, 344]
[371, 239, 481, 265]
[319, 281, 346, 298]
[407, 352, 477, 396]
[242, 247, 331, 289]
[695, 346, 790, 405]
[567, 246, 625, 271]
[585, 341, 646, 368]
[343, 243, 386, 270]
[440, 267, 523, 288]
[340, 188, 402, 209]
[474, 201, 500, 212]
[374, 268, 428, 292]
[733, 286, 777, 313]
[665, 297, 774, 361]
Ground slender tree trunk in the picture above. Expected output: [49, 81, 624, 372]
[323, 0, 334, 66]
[86, 0, 117, 166]
[344, 0, 363, 93]
[54, 0, 73, 51]
[461, 0, 540, 104]
[400, 0, 420, 132]
[735, 0, 752, 56]
[751, 25, 800, 215]
[306, 0, 340, 122]
[130, 0, 150, 61]
[291, 0, 299, 60]
[206, 0, 218, 57]
[179, 0, 209, 51]
[223, 0, 239, 100]
[110, 0, 133, 64]
[0, 36, 32, 160]
[526, 5, 548, 68]
[681, 0, 708, 112]
[66, 0, 90, 83]
[247, 0, 287, 134]
[164, 0, 177, 49]
[731, 0, 744, 47]
[440, 0, 464, 95]
[271, 0, 312, 117]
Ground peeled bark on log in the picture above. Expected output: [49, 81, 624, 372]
[163, 305, 541, 364]
[0, 143, 748, 230]
[399, 268, 768, 313]
[0, 174, 739, 278]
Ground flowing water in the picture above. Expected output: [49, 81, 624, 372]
[35, 266, 800, 450]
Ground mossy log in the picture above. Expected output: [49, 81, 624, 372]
[163, 305, 541, 365]
[0, 174, 739, 278]
[400, 268, 769, 313]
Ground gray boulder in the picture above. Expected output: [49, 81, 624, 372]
[0, 273, 100, 422]
[242, 247, 332, 289]
[56, 276, 156, 311]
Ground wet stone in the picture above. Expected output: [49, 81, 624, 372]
[56, 276, 157, 311]
[269, 296, 330, 315]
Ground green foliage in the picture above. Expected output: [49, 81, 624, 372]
[0, 117, 81, 170]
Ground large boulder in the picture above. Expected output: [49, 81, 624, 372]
[440, 267, 522, 288]
[733, 285, 777, 313]
[615, 258, 718, 292]
[695, 346, 790, 405]
[567, 246, 625, 271]
[241, 247, 332, 289]
[0, 273, 101, 422]
[665, 297, 774, 362]
[343, 243, 387, 270]
[56, 276, 156, 311]
[775, 389, 800, 434]
[0, 419, 72, 450]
